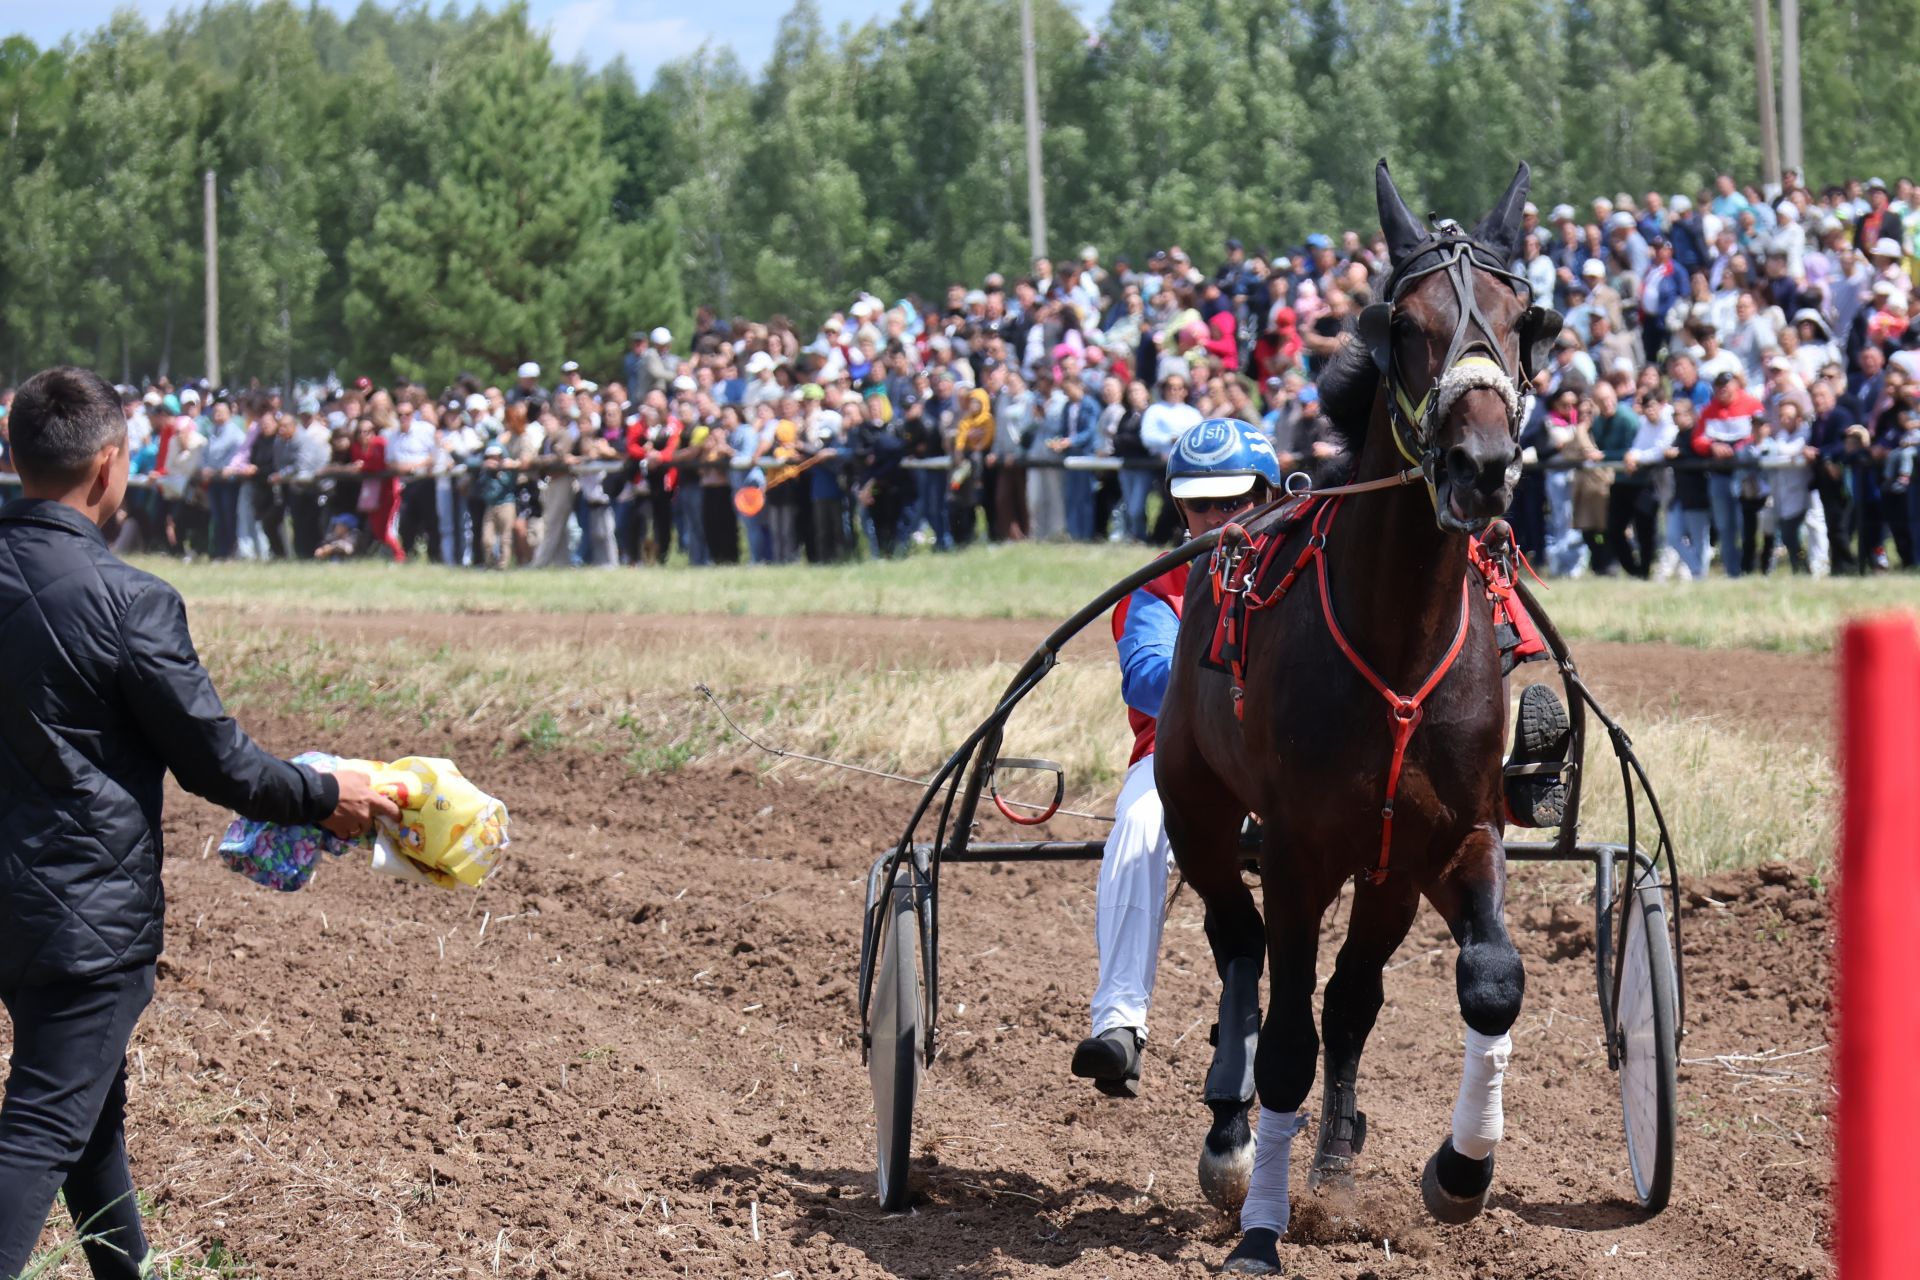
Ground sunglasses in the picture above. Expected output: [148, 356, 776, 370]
[1179, 496, 1255, 516]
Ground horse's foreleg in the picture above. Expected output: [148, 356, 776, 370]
[1159, 739, 1265, 1212]
[1312, 880, 1422, 1189]
[1421, 825, 1524, 1224]
[1172, 836, 1264, 1211]
[1222, 882, 1325, 1274]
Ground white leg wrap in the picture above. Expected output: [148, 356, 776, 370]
[1090, 757, 1171, 1040]
[1239, 1107, 1306, 1234]
[1449, 1028, 1513, 1161]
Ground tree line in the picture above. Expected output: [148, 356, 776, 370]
[2, 0, 1912, 389]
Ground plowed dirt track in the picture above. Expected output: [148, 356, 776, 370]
[13, 612, 1834, 1278]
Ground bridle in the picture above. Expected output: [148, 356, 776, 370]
[1359, 221, 1538, 482]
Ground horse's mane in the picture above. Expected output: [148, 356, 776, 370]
[1314, 335, 1379, 462]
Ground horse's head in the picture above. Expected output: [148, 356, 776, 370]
[1358, 160, 1563, 532]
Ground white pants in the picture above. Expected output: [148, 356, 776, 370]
[1026, 468, 1066, 540]
[1091, 755, 1175, 1039]
[533, 474, 577, 567]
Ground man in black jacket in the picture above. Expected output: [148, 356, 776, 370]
[0, 367, 394, 1279]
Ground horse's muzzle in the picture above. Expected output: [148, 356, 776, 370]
[1438, 438, 1518, 531]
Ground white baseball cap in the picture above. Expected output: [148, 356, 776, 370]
[517, 361, 541, 379]
[671, 375, 697, 393]
[561, 360, 580, 373]
[650, 326, 672, 344]
[465, 393, 489, 413]
[179, 388, 202, 405]
[1581, 259, 1606, 278]
[746, 351, 775, 375]
[1873, 237, 1903, 259]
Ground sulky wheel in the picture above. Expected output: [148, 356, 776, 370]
[1616, 866, 1679, 1214]
[869, 870, 925, 1211]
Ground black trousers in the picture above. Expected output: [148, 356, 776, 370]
[1604, 481, 1657, 579]
[1812, 468, 1854, 572]
[0, 965, 155, 1280]
[398, 479, 438, 562]
[290, 491, 325, 560]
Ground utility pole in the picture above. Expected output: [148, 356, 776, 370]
[1020, 0, 1048, 265]
[203, 169, 220, 389]
[1752, 0, 1781, 190]
[1780, 0, 1803, 178]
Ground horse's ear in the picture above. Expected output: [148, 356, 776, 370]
[1358, 303, 1395, 374]
[1473, 161, 1532, 260]
[1518, 305, 1563, 382]
[1375, 159, 1425, 267]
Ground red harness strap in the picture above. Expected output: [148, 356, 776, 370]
[1466, 520, 1548, 674]
[1309, 497, 1474, 886]
[1208, 497, 1325, 718]
[1209, 495, 1475, 886]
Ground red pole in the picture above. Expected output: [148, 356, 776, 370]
[1838, 615, 1920, 1279]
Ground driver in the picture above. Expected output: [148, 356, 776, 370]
[1073, 419, 1278, 1097]
[1071, 418, 1571, 1099]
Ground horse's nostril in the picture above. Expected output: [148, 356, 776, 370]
[1480, 448, 1519, 495]
[1445, 446, 1478, 491]
[1446, 444, 1517, 499]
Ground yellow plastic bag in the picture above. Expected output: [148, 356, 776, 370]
[338, 756, 509, 889]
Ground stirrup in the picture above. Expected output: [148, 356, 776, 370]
[1504, 683, 1570, 828]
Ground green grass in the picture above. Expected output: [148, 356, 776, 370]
[131, 543, 1145, 622]
[1527, 573, 1920, 653]
[189, 613, 1832, 874]
[136, 548, 1920, 653]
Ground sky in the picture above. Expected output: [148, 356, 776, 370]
[7, 0, 935, 83]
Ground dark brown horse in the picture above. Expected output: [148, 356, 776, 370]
[1154, 161, 1563, 1274]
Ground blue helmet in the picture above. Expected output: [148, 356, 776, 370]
[1167, 417, 1282, 500]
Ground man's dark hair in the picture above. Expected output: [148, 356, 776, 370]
[8, 366, 127, 485]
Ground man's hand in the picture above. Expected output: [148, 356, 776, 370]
[322, 770, 402, 840]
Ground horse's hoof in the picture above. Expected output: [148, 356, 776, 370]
[1221, 1227, 1282, 1274]
[1198, 1137, 1255, 1213]
[1420, 1139, 1494, 1224]
[1307, 1156, 1353, 1193]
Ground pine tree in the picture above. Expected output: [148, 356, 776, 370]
[343, 12, 663, 386]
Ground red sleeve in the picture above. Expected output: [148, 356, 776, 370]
[361, 438, 387, 472]
[625, 420, 649, 460]
[1689, 411, 1713, 455]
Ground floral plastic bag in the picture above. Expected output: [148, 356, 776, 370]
[218, 752, 509, 892]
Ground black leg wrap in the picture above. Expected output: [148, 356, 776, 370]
[1309, 1077, 1367, 1190]
[1204, 954, 1262, 1105]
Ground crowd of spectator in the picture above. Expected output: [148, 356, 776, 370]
[5, 166, 1920, 578]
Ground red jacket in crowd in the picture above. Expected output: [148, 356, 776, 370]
[1691, 388, 1765, 453]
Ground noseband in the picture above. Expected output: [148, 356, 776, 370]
[1360, 223, 1532, 477]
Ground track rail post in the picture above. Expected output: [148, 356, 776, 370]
[1838, 615, 1920, 1279]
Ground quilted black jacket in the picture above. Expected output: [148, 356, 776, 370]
[0, 497, 338, 988]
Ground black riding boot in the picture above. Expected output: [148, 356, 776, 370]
[1504, 683, 1571, 828]
[1071, 1027, 1143, 1098]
